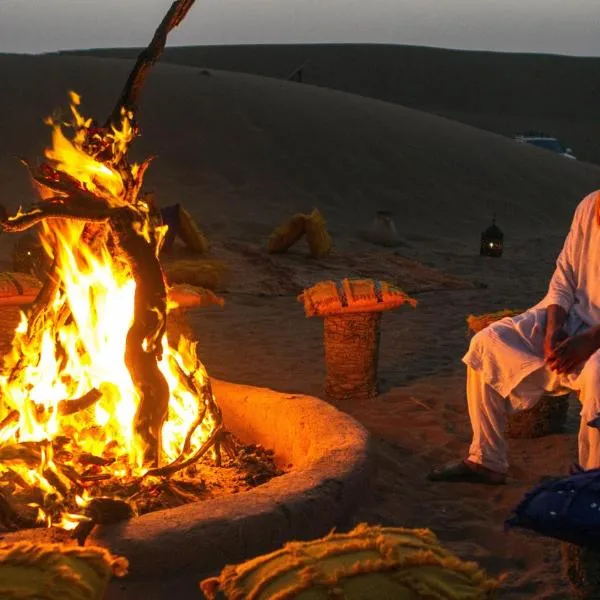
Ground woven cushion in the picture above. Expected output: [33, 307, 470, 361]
[200, 523, 500, 599]
[299, 278, 417, 317]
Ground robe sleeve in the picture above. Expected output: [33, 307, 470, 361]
[544, 198, 586, 312]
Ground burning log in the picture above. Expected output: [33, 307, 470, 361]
[57, 388, 102, 417]
[77, 453, 115, 467]
[73, 496, 135, 545]
[0, 409, 19, 437]
[0, 492, 38, 530]
[0, 442, 42, 466]
[80, 473, 112, 484]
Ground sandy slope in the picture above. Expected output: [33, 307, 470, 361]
[62, 43, 600, 166]
[0, 54, 599, 598]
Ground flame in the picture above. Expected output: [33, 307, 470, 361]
[0, 93, 216, 528]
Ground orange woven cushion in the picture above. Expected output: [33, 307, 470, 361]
[299, 278, 417, 317]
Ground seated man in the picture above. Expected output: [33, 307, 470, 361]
[430, 189, 600, 484]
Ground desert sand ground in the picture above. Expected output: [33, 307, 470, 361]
[0, 52, 600, 598]
[67, 43, 600, 166]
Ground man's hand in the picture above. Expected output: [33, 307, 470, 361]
[544, 304, 568, 362]
[544, 327, 568, 362]
[546, 331, 598, 374]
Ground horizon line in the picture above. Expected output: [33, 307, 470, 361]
[2, 41, 599, 60]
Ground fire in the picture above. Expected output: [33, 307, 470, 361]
[0, 93, 219, 529]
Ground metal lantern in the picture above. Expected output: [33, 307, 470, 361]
[480, 215, 503, 257]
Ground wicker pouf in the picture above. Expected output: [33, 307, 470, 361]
[324, 312, 381, 401]
[561, 542, 600, 599]
[506, 393, 570, 439]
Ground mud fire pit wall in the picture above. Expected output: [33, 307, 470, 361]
[87, 379, 373, 579]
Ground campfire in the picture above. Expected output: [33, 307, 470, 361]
[0, 0, 271, 542]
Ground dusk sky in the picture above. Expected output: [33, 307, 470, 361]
[0, 0, 598, 57]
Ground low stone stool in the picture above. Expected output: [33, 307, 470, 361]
[299, 278, 416, 402]
[561, 542, 600, 599]
[467, 310, 569, 439]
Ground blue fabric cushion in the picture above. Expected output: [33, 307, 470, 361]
[506, 468, 600, 549]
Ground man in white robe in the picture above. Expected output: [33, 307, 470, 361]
[430, 189, 600, 484]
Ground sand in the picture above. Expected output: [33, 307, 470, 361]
[64, 43, 600, 166]
[0, 51, 599, 598]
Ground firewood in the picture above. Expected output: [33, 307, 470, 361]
[0, 409, 19, 437]
[42, 468, 71, 498]
[105, 0, 196, 128]
[143, 422, 223, 479]
[0, 492, 38, 530]
[77, 453, 115, 467]
[53, 449, 74, 463]
[3, 468, 30, 490]
[57, 388, 103, 417]
[0, 442, 42, 465]
[86, 497, 134, 525]
[72, 520, 96, 547]
[214, 441, 222, 468]
[163, 480, 199, 505]
[79, 473, 111, 483]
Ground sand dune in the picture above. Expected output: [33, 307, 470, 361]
[0, 53, 598, 245]
[60, 43, 600, 166]
[0, 53, 599, 598]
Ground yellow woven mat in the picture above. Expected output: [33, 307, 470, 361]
[299, 278, 417, 317]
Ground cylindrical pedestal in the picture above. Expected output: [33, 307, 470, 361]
[506, 394, 570, 439]
[324, 312, 381, 401]
[561, 542, 600, 599]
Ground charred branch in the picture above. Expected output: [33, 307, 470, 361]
[0, 492, 39, 531]
[57, 388, 103, 417]
[106, 0, 196, 127]
[0, 410, 19, 437]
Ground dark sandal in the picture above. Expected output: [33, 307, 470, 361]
[427, 460, 507, 485]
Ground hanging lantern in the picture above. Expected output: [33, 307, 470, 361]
[480, 214, 503, 257]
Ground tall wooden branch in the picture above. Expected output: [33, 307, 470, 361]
[106, 0, 196, 128]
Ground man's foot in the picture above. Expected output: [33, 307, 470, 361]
[427, 460, 507, 485]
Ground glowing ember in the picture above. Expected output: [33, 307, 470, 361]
[0, 91, 221, 532]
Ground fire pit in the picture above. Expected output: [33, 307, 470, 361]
[0, 0, 373, 577]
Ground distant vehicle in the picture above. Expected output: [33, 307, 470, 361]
[513, 132, 576, 159]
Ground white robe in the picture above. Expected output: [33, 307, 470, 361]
[463, 190, 600, 410]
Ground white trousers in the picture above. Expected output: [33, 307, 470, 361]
[466, 357, 600, 473]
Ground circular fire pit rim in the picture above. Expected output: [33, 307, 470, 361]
[88, 379, 373, 579]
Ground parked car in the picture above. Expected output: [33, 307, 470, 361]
[513, 133, 576, 159]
